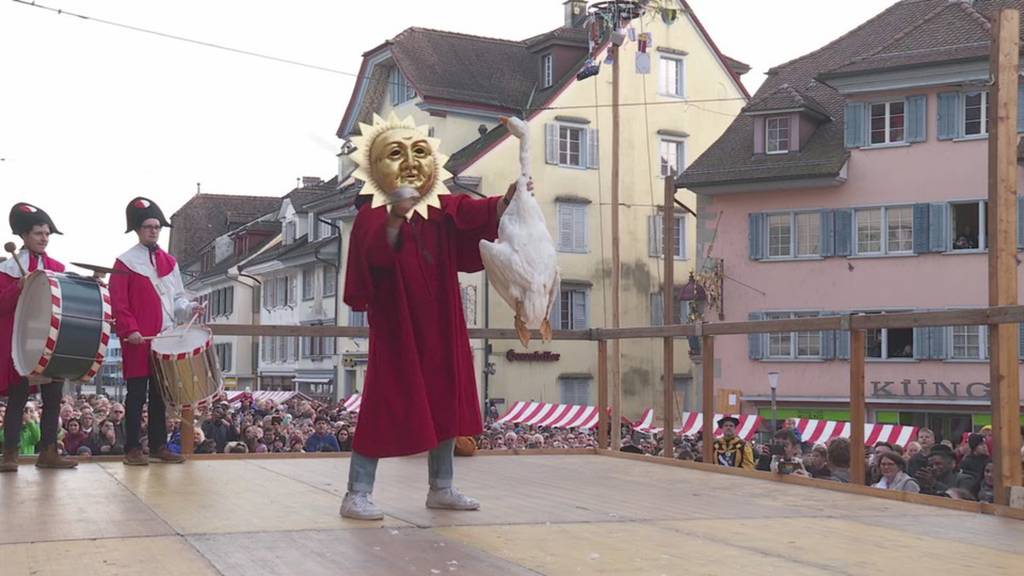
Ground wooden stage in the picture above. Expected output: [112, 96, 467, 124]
[2, 452, 1023, 575]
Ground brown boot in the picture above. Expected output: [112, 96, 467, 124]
[35, 444, 78, 469]
[150, 446, 185, 464]
[0, 445, 18, 473]
[123, 448, 149, 466]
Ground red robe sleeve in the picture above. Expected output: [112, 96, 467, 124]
[109, 259, 140, 337]
[445, 194, 501, 273]
[0, 273, 19, 317]
[343, 205, 402, 312]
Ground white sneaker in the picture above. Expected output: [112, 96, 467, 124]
[339, 491, 384, 520]
[425, 487, 480, 511]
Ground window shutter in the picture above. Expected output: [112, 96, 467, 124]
[748, 213, 765, 260]
[587, 128, 600, 169]
[1018, 83, 1024, 133]
[1019, 322, 1024, 359]
[572, 291, 588, 329]
[651, 293, 664, 326]
[928, 324, 947, 359]
[550, 289, 562, 328]
[289, 276, 297, 306]
[748, 311, 764, 360]
[228, 287, 234, 316]
[821, 311, 836, 359]
[913, 324, 930, 360]
[820, 210, 834, 257]
[837, 325, 851, 360]
[937, 92, 961, 140]
[843, 102, 866, 148]
[834, 209, 853, 257]
[558, 205, 572, 249]
[1017, 196, 1024, 250]
[573, 206, 587, 251]
[928, 203, 949, 252]
[912, 203, 930, 254]
[648, 214, 660, 257]
[545, 124, 558, 165]
[905, 95, 927, 143]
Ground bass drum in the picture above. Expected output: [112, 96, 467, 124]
[13, 270, 112, 382]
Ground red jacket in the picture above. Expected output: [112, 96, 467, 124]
[0, 252, 64, 395]
[344, 194, 498, 458]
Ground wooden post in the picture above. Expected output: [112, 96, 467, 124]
[662, 171, 676, 459]
[701, 335, 714, 465]
[850, 328, 866, 486]
[988, 8, 1024, 505]
[598, 339, 609, 450]
[610, 44, 622, 454]
[181, 406, 195, 456]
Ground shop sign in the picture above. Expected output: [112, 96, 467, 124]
[505, 350, 561, 362]
[870, 380, 991, 399]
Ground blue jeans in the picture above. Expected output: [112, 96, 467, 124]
[348, 438, 455, 493]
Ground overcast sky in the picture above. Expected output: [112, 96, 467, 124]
[0, 0, 896, 267]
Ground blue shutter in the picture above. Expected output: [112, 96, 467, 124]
[820, 210, 834, 257]
[748, 312, 764, 360]
[913, 203, 930, 254]
[937, 92, 961, 140]
[837, 327, 851, 360]
[749, 213, 765, 260]
[906, 95, 927, 143]
[927, 326, 947, 360]
[844, 102, 866, 148]
[545, 124, 558, 165]
[1019, 322, 1024, 359]
[929, 203, 949, 252]
[821, 311, 837, 359]
[834, 209, 853, 256]
[913, 324, 930, 360]
[1018, 196, 1024, 250]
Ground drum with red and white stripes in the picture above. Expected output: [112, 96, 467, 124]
[150, 325, 223, 411]
[12, 270, 112, 382]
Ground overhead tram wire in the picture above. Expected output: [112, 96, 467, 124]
[11, 0, 749, 114]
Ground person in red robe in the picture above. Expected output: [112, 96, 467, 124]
[340, 179, 525, 520]
[109, 197, 203, 465]
[1, 203, 77, 471]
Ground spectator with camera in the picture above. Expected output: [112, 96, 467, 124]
[914, 444, 958, 496]
[769, 429, 808, 476]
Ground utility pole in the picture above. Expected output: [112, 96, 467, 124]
[609, 30, 622, 451]
[987, 8, 1023, 506]
[662, 170, 675, 459]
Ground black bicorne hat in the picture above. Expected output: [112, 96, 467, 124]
[717, 415, 740, 427]
[125, 197, 172, 233]
[9, 202, 62, 235]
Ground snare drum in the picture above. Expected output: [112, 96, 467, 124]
[150, 325, 223, 411]
[13, 270, 112, 382]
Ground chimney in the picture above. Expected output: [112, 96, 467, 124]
[564, 0, 587, 28]
[301, 176, 322, 188]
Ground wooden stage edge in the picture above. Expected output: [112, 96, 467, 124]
[15, 448, 1022, 520]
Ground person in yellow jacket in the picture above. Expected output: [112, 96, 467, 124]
[712, 416, 755, 469]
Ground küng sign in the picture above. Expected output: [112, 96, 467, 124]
[871, 380, 991, 399]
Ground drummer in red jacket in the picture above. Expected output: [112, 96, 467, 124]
[109, 197, 204, 466]
[1, 203, 77, 471]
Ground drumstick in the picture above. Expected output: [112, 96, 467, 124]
[182, 311, 200, 336]
[3, 242, 27, 276]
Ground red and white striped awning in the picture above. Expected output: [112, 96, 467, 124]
[225, 390, 310, 406]
[793, 418, 918, 447]
[496, 401, 599, 429]
[633, 409, 762, 441]
[342, 393, 362, 413]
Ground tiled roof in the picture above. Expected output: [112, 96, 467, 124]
[168, 193, 280, 265]
[743, 84, 831, 118]
[680, 0, 1021, 190]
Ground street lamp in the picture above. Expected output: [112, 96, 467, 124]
[768, 371, 780, 433]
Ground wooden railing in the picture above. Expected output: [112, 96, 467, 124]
[208, 304, 1024, 505]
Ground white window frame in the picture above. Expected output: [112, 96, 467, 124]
[764, 311, 823, 360]
[659, 138, 686, 178]
[764, 211, 820, 260]
[557, 124, 585, 167]
[765, 116, 790, 154]
[650, 212, 687, 260]
[302, 268, 316, 301]
[853, 206, 914, 256]
[950, 200, 987, 252]
[962, 91, 989, 137]
[558, 285, 590, 330]
[861, 310, 915, 360]
[323, 267, 337, 297]
[556, 202, 588, 253]
[659, 56, 685, 98]
[869, 101, 906, 145]
[542, 53, 554, 88]
[389, 67, 416, 105]
[214, 343, 232, 373]
[949, 325, 987, 361]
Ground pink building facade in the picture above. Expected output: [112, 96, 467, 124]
[681, 0, 1024, 443]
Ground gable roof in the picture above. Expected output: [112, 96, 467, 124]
[680, 0, 1022, 190]
[743, 83, 831, 118]
[168, 193, 281, 266]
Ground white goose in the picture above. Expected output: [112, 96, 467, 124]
[480, 116, 560, 347]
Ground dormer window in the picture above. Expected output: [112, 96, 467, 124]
[389, 67, 416, 105]
[542, 54, 554, 89]
[765, 116, 790, 154]
[869, 101, 905, 144]
[285, 221, 296, 244]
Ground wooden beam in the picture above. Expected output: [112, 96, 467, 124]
[849, 329, 866, 486]
[597, 339, 609, 451]
[988, 8, 1023, 506]
[701, 335, 714, 465]
[662, 171, 675, 460]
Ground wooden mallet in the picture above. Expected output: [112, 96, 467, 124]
[3, 242, 27, 276]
